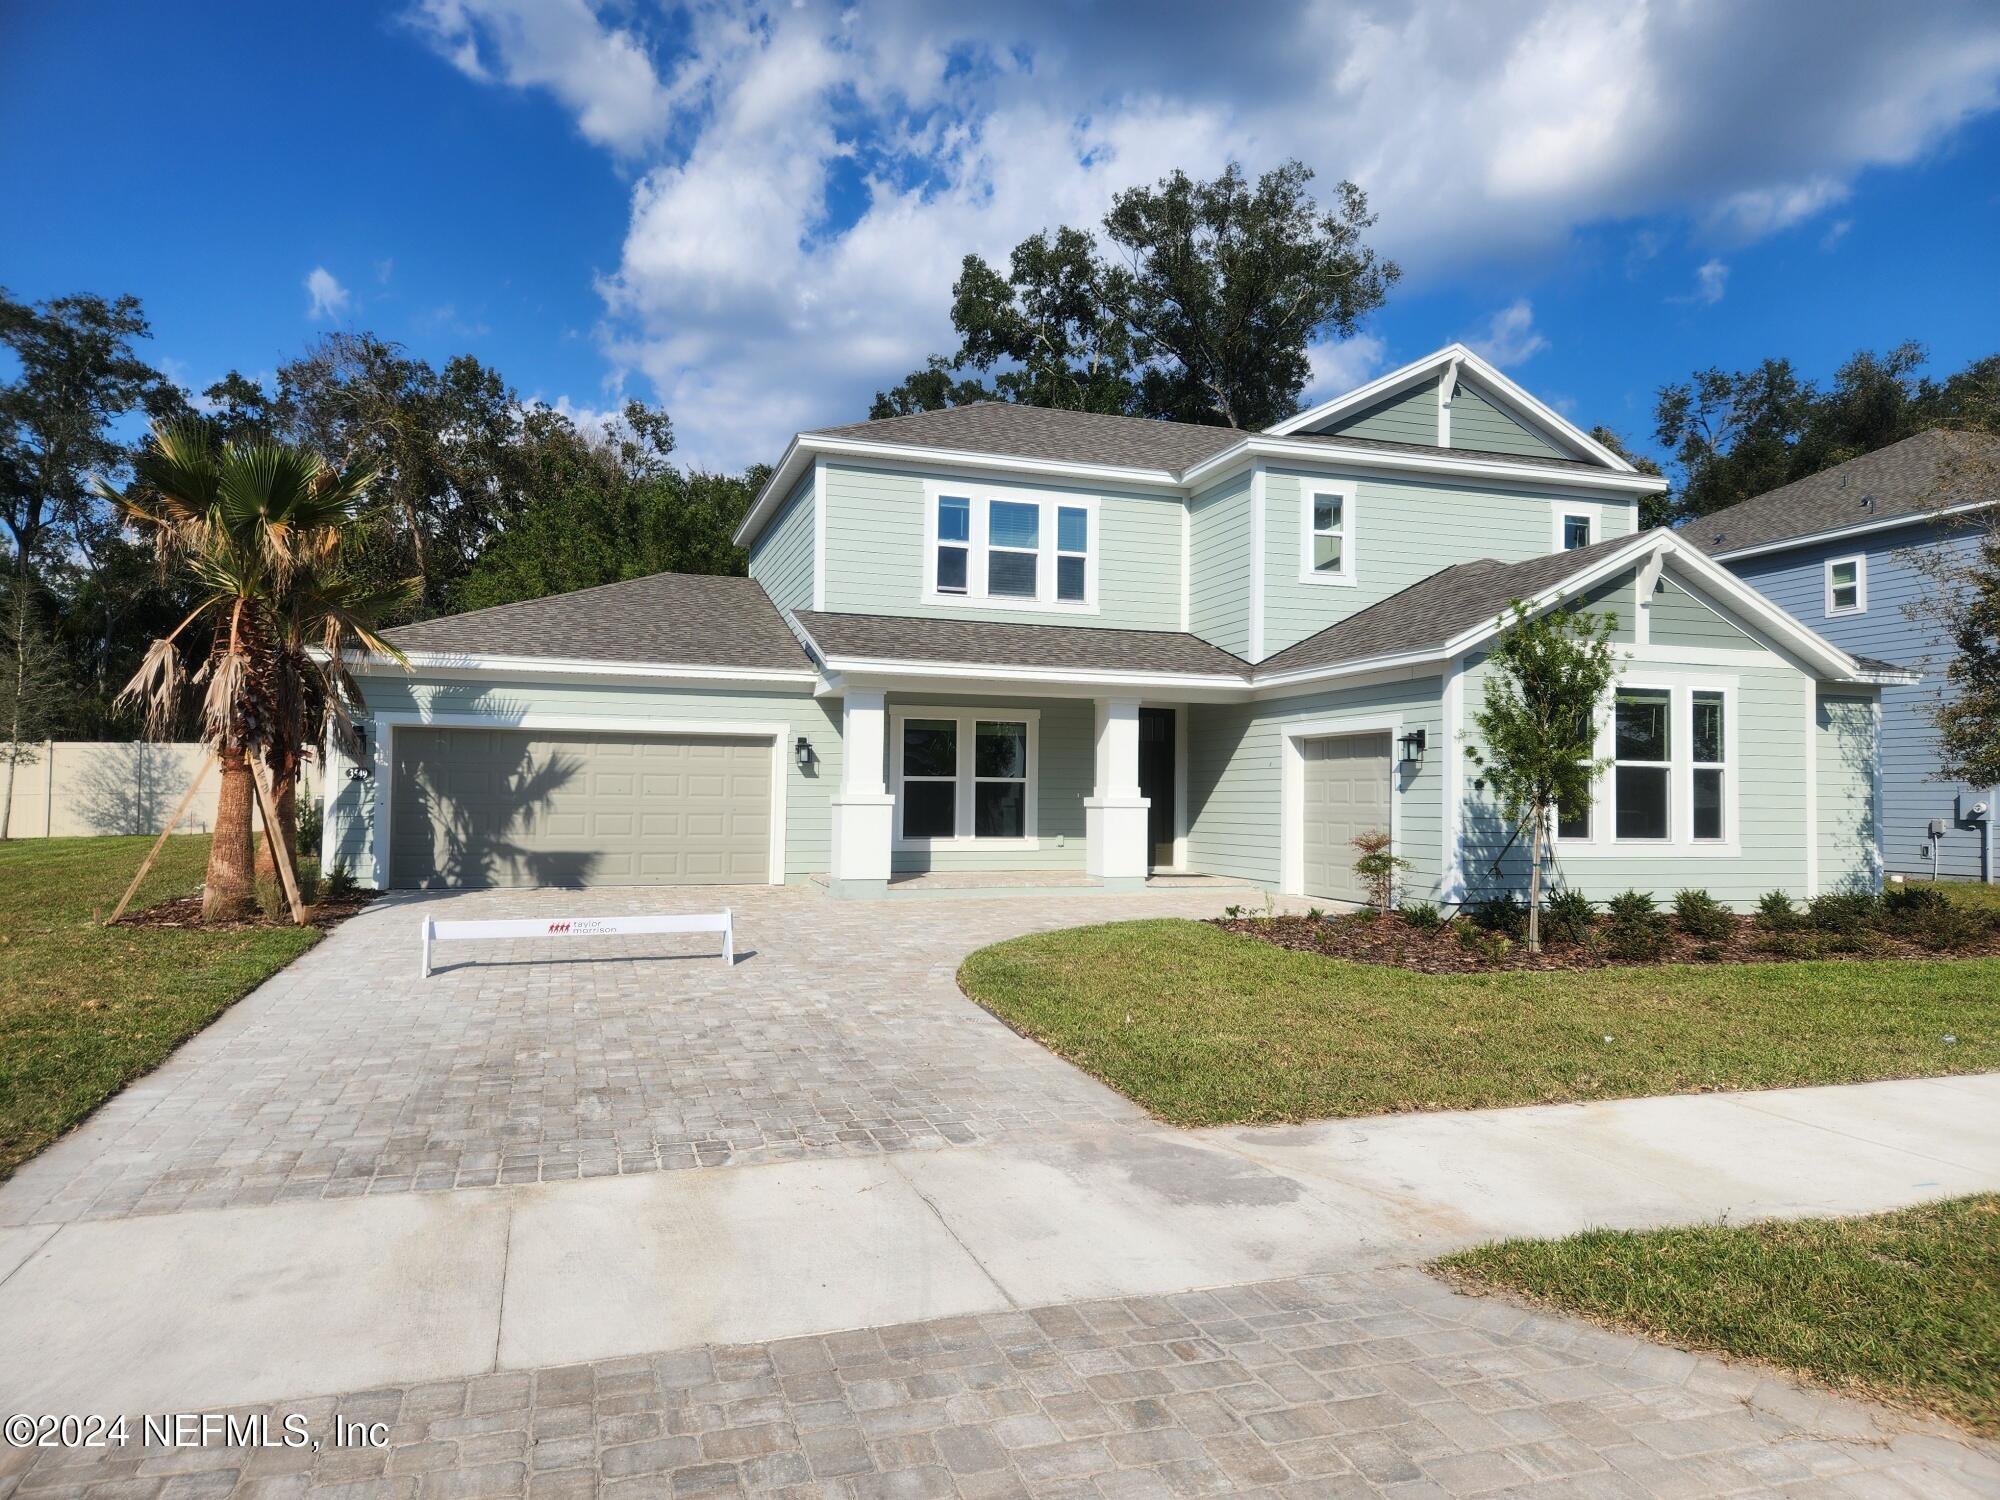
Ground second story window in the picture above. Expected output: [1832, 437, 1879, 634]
[1825, 555, 1866, 616]
[1298, 481, 1358, 586]
[1562, 513, 1592, 550]
[923, 484, 1097, 610]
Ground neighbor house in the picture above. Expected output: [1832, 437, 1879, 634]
[323, 345, 1909, 908]
[1693, 429, 1998, 883]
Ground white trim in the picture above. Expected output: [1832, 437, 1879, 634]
[1278, 717, 1403, 900]
[351, 650, 819, 688]
[1554, 673, 1741, 859]
[811, 457, 827, 612]
[1298, 478, 1358, 587]
[920, 478, 1101, 615]
[817, 654, 1246, 696]
[1248, 462, 1267, 662]
[1824, 553, 1867, 617]
[1265, 343, 1637, 472]
[1173, 703, 1189, 871]
[1179, 502, 1191, 632]
[1706, 499, 1994, 561]
[1554, 505, 1598, 554]
[888, 706, 1042, 852]
[1870, 696, 1885, 888]
[1803, 686, 1819, 899]
[1441, 655, 1466, 903]
[1436, 356, 1458, 445]
[368, 711, 790, 890]
[1179, 435, 1664, 498]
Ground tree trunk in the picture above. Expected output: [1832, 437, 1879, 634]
[254, 752, 299, 883]
[204, 745, 259, 922]
[0, 750, 15, 842]
[1526, 811, 1544, 953]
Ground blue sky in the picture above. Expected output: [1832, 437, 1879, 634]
[5, 1, 1999, 472]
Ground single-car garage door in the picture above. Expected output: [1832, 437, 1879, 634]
[1300, 731, 1393, 903]
[390, 728, 772, 889]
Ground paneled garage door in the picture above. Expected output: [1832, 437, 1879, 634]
[1300, 731, 1394, 903]
[389, 728, 772, 889]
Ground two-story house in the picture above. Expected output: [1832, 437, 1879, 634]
[1694, 429, 1998, 883]
[324, 345, 1907, 908]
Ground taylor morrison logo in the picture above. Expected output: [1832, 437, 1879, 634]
[547, 921, 572, 933]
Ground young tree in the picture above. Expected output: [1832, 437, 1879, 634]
[1464, 603, 1623, 952]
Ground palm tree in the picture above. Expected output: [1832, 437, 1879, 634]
[99, 419, 404, 921]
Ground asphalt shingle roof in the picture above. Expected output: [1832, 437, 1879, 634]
[1686, 428, 2000, 557]
[383, 572, 814, 671]
[1258, 534, 1646, 675]
[792, 610, 1251, 678]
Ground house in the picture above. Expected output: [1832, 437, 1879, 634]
[1692, 429, 1998, 883]
[322, 345, 1910, 908]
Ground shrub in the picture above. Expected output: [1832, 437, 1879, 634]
[1468, 892, 1527, 938]
[1880, 883, 1950, 928]
[1543, 888, 1596, 946]
[1693, 942, 1726, 962]
[1914, 904, 1987, 952]
[295, 798, 324, 859]
[1399, 901, 1443, 931]
[1673, 889, 1735, 941]
[1350, 829, 1412, 914]
[325, 862, 357, 899]
[1756, 890, 1798, 932]
[1601, 889, 1669, 962]
[1808, 890, 1879, 934]
[1305, 906, 1325, 922]
[1604, 889, 1659, 924]
[1456, 924, 1513, 963]
[1759, 929, 1828, 960]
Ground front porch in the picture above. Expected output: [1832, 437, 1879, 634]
[824, 689, 1189, 899]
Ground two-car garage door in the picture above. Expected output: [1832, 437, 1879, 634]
[390, 728, 773, 889]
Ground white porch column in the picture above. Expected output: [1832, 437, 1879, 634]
[829, 688, 894, 898]
[1085, 697, 1150, 888]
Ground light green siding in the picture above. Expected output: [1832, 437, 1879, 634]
[1323, 377, 1439, 445]
[1449, 384, 1568, 459]
[748, 468, 815, 614]
[1577, 572, 1637, 643]
[820, 463, 1183, 630]
[882, 693, 1092, 873]
[1649, 577, 1761, 651]
[1188, 471, 1251, 656]
[326, 674, 837, 887]
[1186, 675, 1445, 897]
[1458, 651, 1814, 907]
[1261, 468, 1642, 657]
[1817, 694, 1880, 894]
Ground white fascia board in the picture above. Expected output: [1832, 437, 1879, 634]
[1181, 437, 1665, 497]
[816, 654, 1250, 700]
[736, 435, 809, 547]
[1265, 342, 1638, 474]
[1705, 499, 1994, 561]
[348, 649, 821, 688]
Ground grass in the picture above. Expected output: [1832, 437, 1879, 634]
[0, 835, 321, 1180]
[957, 918, 2000, 1126]
[1940, 880, 2000, 915]
[1436, 1196, 2000, 1435]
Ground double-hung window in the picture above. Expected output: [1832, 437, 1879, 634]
[1562, 512, 1593, 550]
[926, 486, 1095, 609]
[894, 708, 1037, 846]
[1612, 689, 1672, 840]
[1825, 555, 1866, 615]
[1301, 483, 1356, 584]
[1691, 691, 1726, 841]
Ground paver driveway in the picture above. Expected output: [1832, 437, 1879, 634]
[1, 885, 1213, 1227]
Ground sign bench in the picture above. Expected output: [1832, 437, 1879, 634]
[420, 910, 734, 978]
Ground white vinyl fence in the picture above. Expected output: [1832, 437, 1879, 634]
[0, 742, 316, 839]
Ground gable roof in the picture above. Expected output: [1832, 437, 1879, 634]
[806, 403, 1241, 472]
[793, 610, 1249, 681]
[1686, 428, 2000, 559]
[381, 572, 814, 675]
[1264, 344, 1637, 472]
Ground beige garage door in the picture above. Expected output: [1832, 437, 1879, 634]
[390, 728, 772, 889]
[1300, 732, 1393, 903]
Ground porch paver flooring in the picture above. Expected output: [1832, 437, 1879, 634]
[1, 886, 1242, 1228]
[5, 1269, 1992, 1500]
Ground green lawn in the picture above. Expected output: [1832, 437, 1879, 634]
[1437, 1196, 2000, 1435]
[958, 918, 2000, 1126]
[0, 835, 321, 1179]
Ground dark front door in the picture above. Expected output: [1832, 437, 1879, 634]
[1138, 708, 1176, 869]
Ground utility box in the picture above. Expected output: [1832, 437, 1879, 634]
[1958, 794, 1991, 824]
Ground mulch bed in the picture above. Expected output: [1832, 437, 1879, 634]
[114, 888, 378, 932]
[1215, 911, 2000, 974]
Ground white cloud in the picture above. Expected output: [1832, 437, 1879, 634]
[1673, 258, 1730, 306]
[1465, 299, 1548, 367]
[304, 266, 350, 320]
[411, 0, 2000, 467]
[1303, 334, 1387, 405]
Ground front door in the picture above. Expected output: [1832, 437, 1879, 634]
[1138, 708, 1176, 869]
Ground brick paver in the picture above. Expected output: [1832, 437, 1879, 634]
[1, 887, 1234, 1227]
[4, 1270, 1992, 1500]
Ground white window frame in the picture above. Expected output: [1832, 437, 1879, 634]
[1553, 673, 1741, 858]
[1054, 504, 1090, 604]
[1824, 554, 1867, 616]
[890, 706, 1041, 850]
[933, 493, 972, 596]
[1298, 480, 1358, 587]
[1609, 686, 1674, 844]
[921, 481, 1099, 613]
[1557, 508, 1596, 552]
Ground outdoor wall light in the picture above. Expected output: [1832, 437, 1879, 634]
[795, 736, 814, 769]
[1398, 729, 1427, 768]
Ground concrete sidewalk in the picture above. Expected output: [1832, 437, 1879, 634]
[5, 1072, 1995, 1416]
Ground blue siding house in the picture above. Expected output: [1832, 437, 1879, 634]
[1696, 430, 1998, 882]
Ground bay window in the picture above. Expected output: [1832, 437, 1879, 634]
[925, 485, 1096, 610]
[893, 707, 1039, 846]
